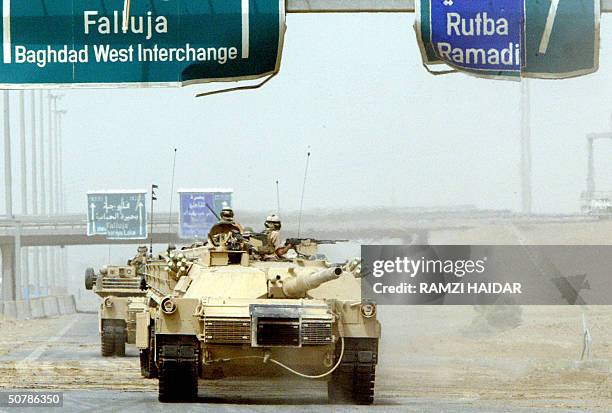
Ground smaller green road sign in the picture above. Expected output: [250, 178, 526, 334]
[523, 0, 599, 78]
[415, 0, 600, 79]
[87, 190, 147, 240]
[0, 0, 285, 88]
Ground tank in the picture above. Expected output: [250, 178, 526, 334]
[85, 246, 149, 357]
[136, 224, 381, 404]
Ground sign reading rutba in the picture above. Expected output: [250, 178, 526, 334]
[415, 0, 600, 79]
[178, 188, 232, 239]
[87, 190, 147, 240]
[0, 0, 285, 87]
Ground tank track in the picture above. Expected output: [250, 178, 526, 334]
[140, 324, 158, 378]
[157, 339, 199, 402]
[100, 327, 114, 357]
[100, 320, 126, 357]
[114, 329, 126, 356]
[328, 337, 378, 405]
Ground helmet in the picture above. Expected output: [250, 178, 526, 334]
[264, 214, 281, 230]
[137, 245, 148, 254]
[220, 206, 234, 221]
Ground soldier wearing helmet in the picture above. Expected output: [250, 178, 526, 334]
[128, 245, 149, 274]
[219, 206, 243, 232]
[263, 214, 293, 258]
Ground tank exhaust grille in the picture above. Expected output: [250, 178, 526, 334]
[302, 320, 333, 345]
[101, 277, 141, 290]
[203, 318, 251, 344]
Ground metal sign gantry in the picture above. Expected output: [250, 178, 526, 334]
[286, 0, 612, 13]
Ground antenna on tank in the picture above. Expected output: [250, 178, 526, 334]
[297, 149, 311, 237]
[275, 179, 281, 218]
[149, 184, 158, 257]
[168, 148, 178, 243]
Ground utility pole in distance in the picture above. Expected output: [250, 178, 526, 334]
[46, 92, 56, 292]
[30, 90, 40, 297]
[520, 80, 533, 214]
[55, 108, 67, 291]
[39, 90, 48, 296]
[19, 91, 29, 299]
[3, 91, 12, 219]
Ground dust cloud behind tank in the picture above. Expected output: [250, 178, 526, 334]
[135, 222, 380, 404]
[85, 246, 149, 357]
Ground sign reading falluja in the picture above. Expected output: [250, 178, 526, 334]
[415, 0, 600, 79]
[0, 0, 285, 87]
[87, 190, 147, 240]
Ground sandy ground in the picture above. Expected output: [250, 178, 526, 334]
[379, 305, 612, 410]
[0, 306, 611, 410]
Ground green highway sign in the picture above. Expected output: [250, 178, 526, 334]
[523, 0, 599, 78]
[87, 190, 147, 240]
[0, 0, 285, 87]
[415, 0, 599, 79]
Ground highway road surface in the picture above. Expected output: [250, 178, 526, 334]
[0, 310, 610, 412]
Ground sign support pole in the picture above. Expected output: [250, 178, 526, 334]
[3, 91, 12, 219]
[520, 80, 532, 214]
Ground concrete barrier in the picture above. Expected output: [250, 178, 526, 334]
[1, 295, 77, 319]
[15, 300, 31, 320]
[3, 301, 18, 320]
[42, 296, 60, 317]
[29, 298, 45, 318]
[58, 295, 76, 315]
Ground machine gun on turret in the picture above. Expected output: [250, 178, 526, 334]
[284, 238, 348, 258]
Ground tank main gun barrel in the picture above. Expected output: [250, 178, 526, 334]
[282, 267, 343, 298]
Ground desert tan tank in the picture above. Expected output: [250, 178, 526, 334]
[136, 223, 380, 404]
[85, 246, 148, 357]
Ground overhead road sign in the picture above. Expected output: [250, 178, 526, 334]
[415, 0, 600, 79]
[0, 0, 285, 88]
[87, 190, 147, 240]
[178, 188, 233, 239]
[284, 0, 612, 14]
[523, 0, 599, 78]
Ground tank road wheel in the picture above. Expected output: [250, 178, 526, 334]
[101, 326, 115, 357]
[158, 343, 198, 402]
[114, 328, 126, 357]
[328, 338, 378, 405]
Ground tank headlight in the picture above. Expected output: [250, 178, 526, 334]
[161, 297, 177, 315]
[360, 302, 376, 318]
[103, 297, 113, 308]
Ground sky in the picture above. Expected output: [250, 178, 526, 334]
[2, 12, 612, 217]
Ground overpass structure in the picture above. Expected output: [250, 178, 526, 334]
[0, 208, 601, 302]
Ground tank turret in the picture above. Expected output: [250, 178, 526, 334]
[282, 266, 343, 298]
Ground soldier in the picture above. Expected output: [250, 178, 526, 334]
[130, 245, 149, 279]
[220, 206, 244, 232]
[129, 245, 148, 266]
[263, 214, 293, 258]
